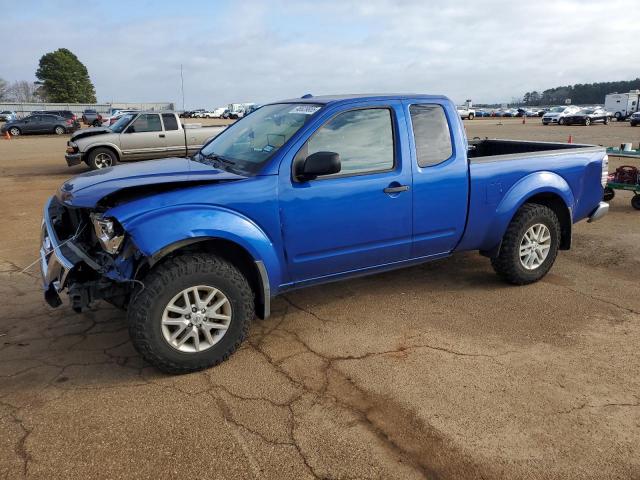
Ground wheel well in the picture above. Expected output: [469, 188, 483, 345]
[523, 193, 572, 250]
[86, 145, 120, 163]
[138, 238, 267, 319]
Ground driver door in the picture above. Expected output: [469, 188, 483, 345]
[119, 113, 166, 160]
[279, 102, 413, 283]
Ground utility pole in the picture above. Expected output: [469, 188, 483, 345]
[180, 64, 185, 112]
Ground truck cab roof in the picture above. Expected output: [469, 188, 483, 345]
[275, 93, 450, 106]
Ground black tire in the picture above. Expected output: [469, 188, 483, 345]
[92, 120, 101, 127]
[584, 117, 591, 126]
[558, 118, 565, 125]
[54, 126, 65, 135]
[632, 195, 640, 211]
[603, 187, 615, 202]
[491, 204, 560, 285]
[468, 113, 474, 120]
[128, 253, 254, 374]
[604, 117, 610, 125]
[87, 147, 117, 170]
[8, 127, 20, 136]
[614, 112, 622, 121]
[631, 121, 638, 127]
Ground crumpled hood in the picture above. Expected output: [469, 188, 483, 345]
[57, 157, 247, 208]
[69, 127, 112, 141]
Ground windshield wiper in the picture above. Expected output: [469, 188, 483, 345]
[203, 153, 236, 165]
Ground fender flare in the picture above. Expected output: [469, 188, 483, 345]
[112, 204, 284, 296]
[484, 171, 574, 253]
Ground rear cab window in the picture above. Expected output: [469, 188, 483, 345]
[161, 113, 179, 131]
[409, 104, 453, 167]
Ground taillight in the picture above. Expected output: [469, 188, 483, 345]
[601, 154, 609, 188]
[66, 119, 72, 125]
[72, 114, 77, 120]
[98, 114, 103, 120]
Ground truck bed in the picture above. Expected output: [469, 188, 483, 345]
[468, 138, 601, 161]
[456, 138, 607, 254]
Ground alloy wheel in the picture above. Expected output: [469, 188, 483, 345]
[161, 285, 232, 353]
[519, 223, 551, 270]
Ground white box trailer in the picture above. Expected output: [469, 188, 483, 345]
[605, 90, 640, 120]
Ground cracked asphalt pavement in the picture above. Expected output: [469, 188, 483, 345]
[1, 119, 639, 479]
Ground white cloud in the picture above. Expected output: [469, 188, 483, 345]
[1, 0, 638, 107]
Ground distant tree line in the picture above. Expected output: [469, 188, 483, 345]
[0, 48, 96, 103]
[523, 78, 640, 106]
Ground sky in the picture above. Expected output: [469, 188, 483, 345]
[1, 0, 639, 108]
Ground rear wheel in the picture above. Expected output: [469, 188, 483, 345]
[615, 112, 622, 121]
[468, 113, 474, 120]
[491, 204, 560, 285]
[632, 195, 640, 210]
[54, 126, 65, 135]
[128, 253, 254, 373]
[87, 147, 117, 170]
[92, 120, 101, 127]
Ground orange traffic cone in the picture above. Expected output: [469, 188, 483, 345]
[3, 130, 11, 140]
[568, 135, 573, 144]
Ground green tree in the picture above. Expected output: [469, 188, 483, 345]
[35, 48, 97, 103]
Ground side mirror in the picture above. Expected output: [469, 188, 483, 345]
[296, 151, 341, 181]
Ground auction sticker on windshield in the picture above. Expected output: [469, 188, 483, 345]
[289, 105, 322, 115]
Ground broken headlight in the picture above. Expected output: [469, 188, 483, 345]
[90, 214, 125, 254]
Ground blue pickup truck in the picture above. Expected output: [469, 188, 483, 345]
[40, 94, 609, 373]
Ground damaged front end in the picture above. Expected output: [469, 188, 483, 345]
[40, 196, 143, 312]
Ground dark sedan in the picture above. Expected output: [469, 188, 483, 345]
[563, 108, 611, 126]
[1, 114, 80, 136]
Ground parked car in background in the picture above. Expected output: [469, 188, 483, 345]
[210, 107, 228, 118]
[82, 109, 103, 127]
[502, 109, 518, 117]
[65, 111, 224, 169]
[474, 109, 491, 117]
[1, 114, 79, 136]
[542, 105, 580, 125]
[629, 111, 640, 126]
[32, 110, 77, 122]
[0, 110, 17, 121]
[457, 105, 475, 119]
[40, 93, 609, 373]
[563, 107, 611, 126]
[101, 109, 138, 127]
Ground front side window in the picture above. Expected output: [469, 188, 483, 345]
[128, 114, 162, 133]
[162, 113, 179, 131]
[409, 104, 452, 167]
[305, 108, 394, 176]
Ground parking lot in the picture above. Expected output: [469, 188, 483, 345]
[1, 118, 639, 479]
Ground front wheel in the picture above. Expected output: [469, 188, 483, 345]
[128, 254, 254, 373]
[558, 118, 565, 125]
[604, 117, 610, 125]
[87, 147, 117, 170]
[632, 195, 640, 210]
[584, 118, 591, 126]
[8, 127, 20, 136]
[491, 204, 560, 285]
[468, 113, 474, 120]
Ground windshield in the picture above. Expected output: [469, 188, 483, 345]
[549, 107, 565, 113]
[197, 103, 322, 173]
[582, 109, 595, 114]
[109, 113, 137, 133]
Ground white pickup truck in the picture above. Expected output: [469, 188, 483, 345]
[65, 111, 225, 170]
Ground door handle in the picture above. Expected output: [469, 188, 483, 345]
[159, 134, 165, 138]
[383, 185, 410, 194]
